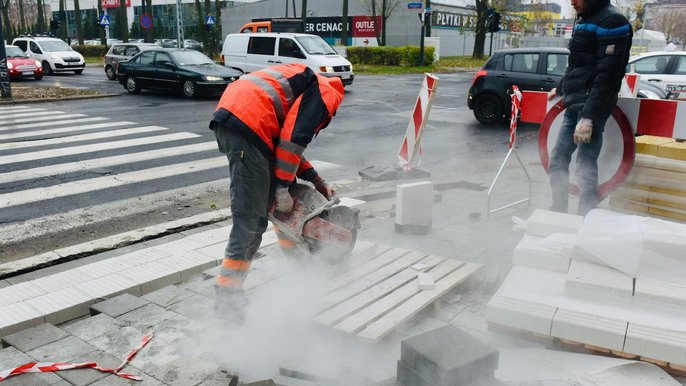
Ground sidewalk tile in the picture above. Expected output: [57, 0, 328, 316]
[56, 350, 120, 386]
[90, 293, 149, 318]
[128, 335, 185, 373]
[26, 335, 98, 362]
[89, 326, 146, 358]
[0, 302, 45, 338]
[61, 313, 127, 342]
[1, 323, 69, 352]
[115, 303, 177, 332]
[167, 294, 213, 320]
[0, 281, 46, 306]
[142, 285, 195, 308]
[0, 346, 66, 386]
[25, 287, 95, 324]
[90, 367, 162, 386]
[76, 273, 142, 299]
[149, 356, 221, 386]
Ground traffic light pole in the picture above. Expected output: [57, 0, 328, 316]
[0, 1, 12, 99]
[489, 32, 494, 56]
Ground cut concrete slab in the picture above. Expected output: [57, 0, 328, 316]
[485, 294, 557, 336]
[1, 323, 69, 352]
[624, 323, 686, 365]
[566, 260, 634, 297]
[60, 313, 126, 343]
[551, 308, 628, 352]
[89, 293, 149, 318]
[141, 285, 196, 308]
[635, 278, 686, 307]
[395, 181, 433, 235]
[525, 209, 583, 237]
[512, 235, 571, 273]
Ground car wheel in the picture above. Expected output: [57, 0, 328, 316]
[473, 94, 504, 124]
[125, 76, 141, 94]
[34, 74, 43, 80]
[181, 79, 197, 98]
[42, 61, 53, 75]
[105, 65, 116, 80]
[74, 69, 83, 75]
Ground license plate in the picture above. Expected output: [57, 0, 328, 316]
[21, 71, 34, 75]
[667, 84, 686, 92]
[341, 74, 350, 79]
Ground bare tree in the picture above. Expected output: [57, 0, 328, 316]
[358, 0, 401, 46]
[18, 0, 26, 33]
[36, 0, 45, 33]
[471, 0, 489, 58]
[74, 0, 83, 44]
[118, 0, 127, 42]
[653, 8, 686, 43]
[341, 0, 348, 45]
[2, 0, 12, 40]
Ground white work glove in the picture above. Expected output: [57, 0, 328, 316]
[547, 87, 558, 101]
[274, 186, 293, 213]
[313, 176, 336, 199]
[573, 118, 593, 144]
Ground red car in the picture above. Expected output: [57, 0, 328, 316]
[4, 45, 44, 80]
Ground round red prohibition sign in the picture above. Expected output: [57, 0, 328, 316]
[538, 101, 635, 199]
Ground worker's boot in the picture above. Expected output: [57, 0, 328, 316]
[213, 286, 248, 325]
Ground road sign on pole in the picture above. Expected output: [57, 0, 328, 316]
[205, 15, 215, 26]
[140, 13, 153, 30]
[99, 14, 110, 26]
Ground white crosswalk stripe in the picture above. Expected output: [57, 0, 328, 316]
[0, 116, 108, 131]
[0, 112, 83, 125]
[0, 121, 136, 141]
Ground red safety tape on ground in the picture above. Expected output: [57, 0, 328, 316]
[0, 332, 154, 382]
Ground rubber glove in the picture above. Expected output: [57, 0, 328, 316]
[313, 176, 336, 199]
[547, 87, 558, 101]
[274, 186, 293, 212]
[573, 118, 593, 144]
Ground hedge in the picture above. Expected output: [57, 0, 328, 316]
[346, 45, 435, 67]
[73, 45, 110, 57]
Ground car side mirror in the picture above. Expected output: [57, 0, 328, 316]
[293, 51, 306, 59]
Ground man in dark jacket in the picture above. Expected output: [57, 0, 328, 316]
[547, 0, 632, 215]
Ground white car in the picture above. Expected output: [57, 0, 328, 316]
[627, 51, 686, 97]
[12, 35, 86, 75]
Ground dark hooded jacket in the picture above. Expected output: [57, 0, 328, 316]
[557, 0, 632, 122]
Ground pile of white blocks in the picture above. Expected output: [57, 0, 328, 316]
[486, 209, 686, 367]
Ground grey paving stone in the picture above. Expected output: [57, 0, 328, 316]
[89, 326, 146, 358]
[149, 356, 220, 386]
[399, 325, 498, 386]
[167, 293, 214, 320]
[142, 285, 195, 308]
[196, 368, 238, 386]
[0, 280, 9, 288]
[178, 277, 216, 298]
[242, 380, 276, 386]
[153, 314, 204, 344]
[127, 335, 184, 373]
[115, 303, 177, 332]
[60, 313, 128, 342]
[0, 346, 66, 386]
[56, 350, 120, 386]
[90, 293, 150, 318]
[1, 323, 69, 352]
[89, 366, 163, 386]
[26, 335, 99, 362]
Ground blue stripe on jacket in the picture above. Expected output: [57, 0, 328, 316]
[574, 23, 631, 36]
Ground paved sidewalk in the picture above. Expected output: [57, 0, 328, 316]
[4, 159, 683, 385]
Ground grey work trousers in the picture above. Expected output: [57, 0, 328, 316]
[213, 126, 274, 262]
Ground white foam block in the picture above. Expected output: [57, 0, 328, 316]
[396, 181, 432, 226]
[625, 323, 686, 365]
[417, 272, 435, 291]
[635, 277, 686, 307]
[486, 293, 557, 336]
[566, 260, 634, 297]
[526, 209, 584, 237]
[551, 308, 628, 351]
[513, 235, 572, 273]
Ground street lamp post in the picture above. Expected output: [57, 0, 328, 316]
[0, 1, 12, 99]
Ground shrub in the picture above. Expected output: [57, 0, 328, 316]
[347, 45, 434, 67]
[73, 45, 109, 57]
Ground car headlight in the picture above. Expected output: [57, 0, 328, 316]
[319, 66, 334, 73]
[35, 60, 42, 67]
[349, 64, 353, 72]
[7, 62, 13, 69]
[204, 75, 223, 81]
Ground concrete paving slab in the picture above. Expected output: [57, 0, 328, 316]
[153, 314, 204, 344]
[178, 277, 216, 298]
[56, 350, 120, 386]
[0, 346, 66, 386]
[196, 369, 237, 386]
[127, 335, 185, 373]
[89, 366, 163, 386]
[25, 286, 96, 325]
[60, 313, 127, 342]
[0, 302, 46, 339]
[75, 273, 143, 299]
[26, 335, 99, 362]
[1, 323, 69, 352]
[89, 326, 146, 358]
[90, 293, 150, 318]
[0, 280, 9, 288]
[142, 285, 196, 308]
[149, 356, 221, 386]
[115, 303, 177, 332]
[168, 293, 214, 320]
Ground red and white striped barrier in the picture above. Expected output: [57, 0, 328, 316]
[620, 73, 639, 98]
[398, 73, 439, 168]
[617, 97, 686, 139]
[509, 85, 522, 149]
[0, 332, 154, 383]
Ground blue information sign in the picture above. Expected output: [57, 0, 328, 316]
[408, 2, 422, 9]
[205, 15, 215, 26]
[99, 14, 110, 27]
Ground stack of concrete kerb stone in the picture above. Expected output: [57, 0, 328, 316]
[397, 325, 502, 386]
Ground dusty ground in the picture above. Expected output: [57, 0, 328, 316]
[0, 86, 105, 101]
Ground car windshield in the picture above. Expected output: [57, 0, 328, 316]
[295, 36, 337, 55]
[40, 40, 72, 52]
[171, 50, 213, 65]
[5, 46, 28, 57]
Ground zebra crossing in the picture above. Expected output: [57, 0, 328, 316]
[0, 105, 343, 250]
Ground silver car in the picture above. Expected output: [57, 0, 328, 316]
[104, 42, 158, 80]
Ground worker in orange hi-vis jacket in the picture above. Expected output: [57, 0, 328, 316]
[209, 63, 345, 322]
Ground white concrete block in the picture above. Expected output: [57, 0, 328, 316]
[625, 323, 686, 365]
[0, 282, 47, 306]
[337, 197, 366, 208]
[73, 259, 128, 278]
[526, 209, 584, 237]
[73, 273, 142, 299]
[121, 262, 183, 295]
[513, 235, 572, 273]
[417, 272, 435, 291]
[635, 278, 686, 307]
[30, 269, 97, 293]
[485, 294, 557, 336]
[551, 308, 628, 351]
[0, 302, 45, 338]
[181, 227, 229, 246]
[113, 247, 171, 267]
[24, 287, 94, 324]
[566, 260, 634, 297]
[396, 181, 433, 226]
[151, 237, 206, 254]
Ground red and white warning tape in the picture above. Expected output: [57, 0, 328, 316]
[509, 85, 522, 149]
[0, 332, 154, 383]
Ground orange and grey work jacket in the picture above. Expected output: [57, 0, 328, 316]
[210, 63, 344, 186]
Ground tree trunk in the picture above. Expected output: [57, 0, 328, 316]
[425, 0, 431, 37]
[145, 0, 153, 43]
[59, 0, 67, 40]
[2, 0, 12, 42]
[472, 0, 488, 58]
[118, 0, 128, 42]
[381, 0, 386, 46]
[74, 0, 83, 44]
[98, 0, 105, 44]
[341, 0, 348, 45]
[371, 0, 381, 46]
[214, 0, 221, 57]
[18, 0, 26, 33]
[36, 0, 46, 33]
[196, 0, 208, 52]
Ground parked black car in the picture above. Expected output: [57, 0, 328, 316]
[116, 48, 242, 98]
[468, 47, 569, 124]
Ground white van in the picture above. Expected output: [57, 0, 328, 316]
[12, 35, 86, 75]
[222, 32, 354, 86]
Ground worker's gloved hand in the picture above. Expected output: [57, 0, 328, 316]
[547, 87, 558, 101]
[274, 186, 293, 213]
[313, 176, 336, 199]
[573, 118, 593, 144]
